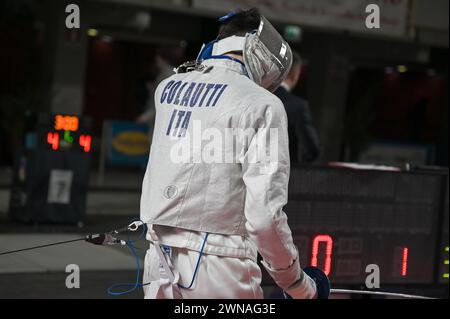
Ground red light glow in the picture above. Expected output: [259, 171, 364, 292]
[47, 132, 59, 151]
[79, 135, 92, 153]
[402, 247, 409, 277]
[55, 115, 79, 132]
[311, 235, 333, 276]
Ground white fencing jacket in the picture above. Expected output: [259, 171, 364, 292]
[140, 58, 308, 291]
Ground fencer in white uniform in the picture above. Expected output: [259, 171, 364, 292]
[140, 9, 318, 299]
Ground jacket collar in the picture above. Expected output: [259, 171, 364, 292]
[201, 57, 247, 76]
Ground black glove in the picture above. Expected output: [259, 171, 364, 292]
[303, 266, 331, 299]
[284, 266, 331, 299]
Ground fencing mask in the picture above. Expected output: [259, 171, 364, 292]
[197, 13, 293, 92]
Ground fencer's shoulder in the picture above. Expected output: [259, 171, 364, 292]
[154, 73, 176, 94]
[156, 72, 180, 88]
[241, 82, 285, 114]
[237, 84, 287, 127]
[233, 77, 283, 107]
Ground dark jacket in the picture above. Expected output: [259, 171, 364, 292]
[274, 86, 320, 163]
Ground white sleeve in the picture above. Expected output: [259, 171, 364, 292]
[238, 97, 315, 297]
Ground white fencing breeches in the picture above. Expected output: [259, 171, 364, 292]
[143, 242, 264, 299]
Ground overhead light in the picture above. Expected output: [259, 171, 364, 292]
[397, 65, 408, 73]
[87, 29, 99, 37]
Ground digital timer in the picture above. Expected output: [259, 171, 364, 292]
[271, 165, 450, 287]
[289, 233, 430, 285]
[37, 114, 93, 153]
[54, 115, 79, 131]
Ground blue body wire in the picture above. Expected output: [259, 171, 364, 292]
[106, 218, 148, 296]
[177, 233, 209, 290]
[106, 219, 209, 296]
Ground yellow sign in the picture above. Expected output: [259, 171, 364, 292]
[112, 131, 149, 156]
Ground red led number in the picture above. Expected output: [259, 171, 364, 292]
[47, 132, 59, 151]
[311, 235, 333, 276]
[79, 135, 92, 153]
[402, 247, 409, 277]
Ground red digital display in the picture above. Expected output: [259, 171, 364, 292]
[54, 115, 79, 131]
[282, 166, 447, 287]
[311, 235, 334, 276]
[45, 115, 92, 153]
[47, 132, 59, 151]
[402, 247, 409, 277]
[79, 135, 92, 153]
[298, 236, 421, 284]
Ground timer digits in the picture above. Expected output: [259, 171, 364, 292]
[44, 114, 92, 153]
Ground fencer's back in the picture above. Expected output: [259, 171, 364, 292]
[140, 58, 285, 236]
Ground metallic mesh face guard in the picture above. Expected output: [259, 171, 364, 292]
[243, 16, 293, 92]
[194, 15, 292, 92]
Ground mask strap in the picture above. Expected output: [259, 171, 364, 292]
[196, 40, 216, 62]
[218, 12, 237, 23]
[211, 36, 245, 56]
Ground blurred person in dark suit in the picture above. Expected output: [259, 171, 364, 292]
[136, 47, 177, 145]
[137, 47, 177, 125]
[274, 52, 320, 163]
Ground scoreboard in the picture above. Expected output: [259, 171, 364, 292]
[37, 114, 93, 153]
[10, 113, 92, 224]
[280, 166, 449, 287]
